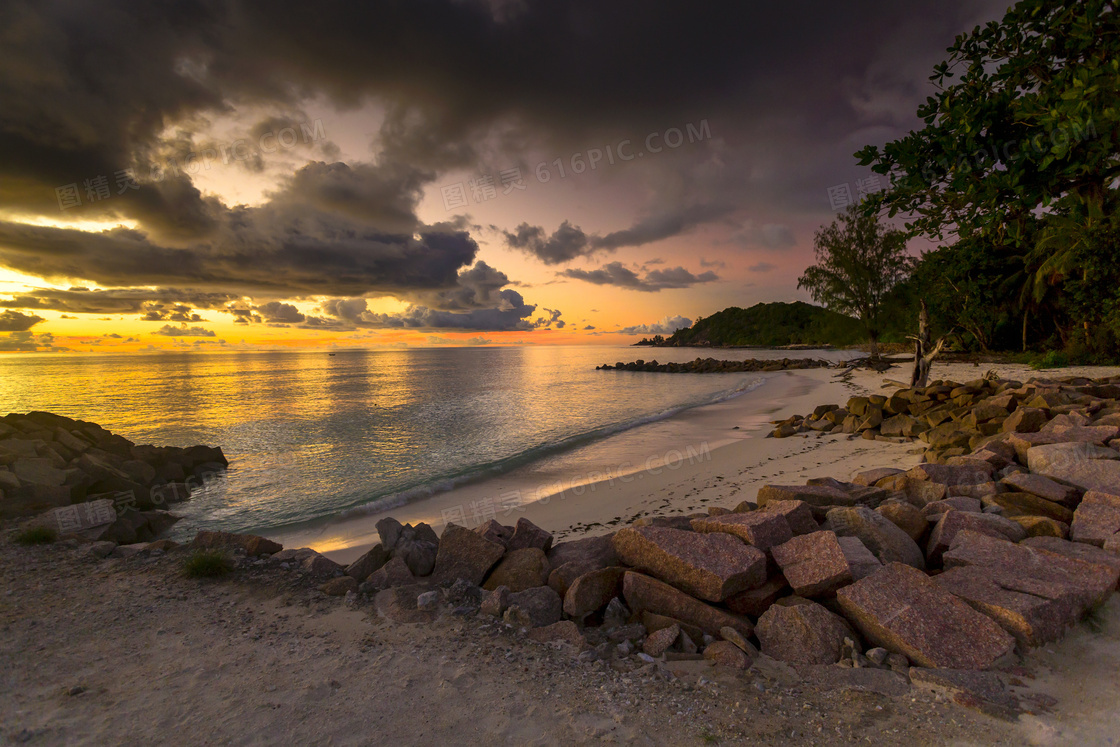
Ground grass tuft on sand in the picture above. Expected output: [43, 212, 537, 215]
[183, 549, 234, 578]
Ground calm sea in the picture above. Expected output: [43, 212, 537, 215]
[0, 346, 852, 536]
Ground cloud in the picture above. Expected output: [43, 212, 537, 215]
[748, 262, 776, 272]
[0, 287, 239, 315]
[0, 310, 44, 332]
[618, 315, 694, 335]
[0, 331, 63, 352]
[726, 222, 797, 250]
[152, 324, 216, 337]
[256, 301, 305, 324]
[561, 262, 718, 292]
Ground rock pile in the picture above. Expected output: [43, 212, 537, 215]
[596, 357, 830, 373]
[1, 411, 228, 526]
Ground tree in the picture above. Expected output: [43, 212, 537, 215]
[797, 204, 914, 359]
[857, 0, 1119, 246]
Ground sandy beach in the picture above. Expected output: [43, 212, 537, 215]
[288, 360, 1120, 566]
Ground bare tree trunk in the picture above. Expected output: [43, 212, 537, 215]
[910, 299, 946, 388]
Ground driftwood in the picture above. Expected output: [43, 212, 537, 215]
[908, 300, 949, 388]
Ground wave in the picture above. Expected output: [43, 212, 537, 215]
[329, 374, 769, 522]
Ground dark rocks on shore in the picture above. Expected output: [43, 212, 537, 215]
[2, 411, 228, 531]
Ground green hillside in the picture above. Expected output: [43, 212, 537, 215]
[639, 302, 865, 347]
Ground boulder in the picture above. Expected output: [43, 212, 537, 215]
[836, 563, 1016, 670]
[999, 472, 1081, 508]
[1021, 536, 1120, 581]
[756, 598, 854, 665]
[756, 484, 856, 509]
[480, 586, 510, 617]
[547, 533, 618, 572]
[32, 499, 116, 534]
[853, 467, 904, 486]
[431, 523, 505, 585]
[320, 576, 358, 597]
[1026, 442, 1120, 493]
[909, 668, 1022, 721]
[943, 531, 1118, 607]
[1070, 490, 1120, 548]
[345, 543, 391, 581]
[611, 526, 766, 602]
[622, 571, 753, 637]
[376, 517, 405, 551]
[921, 497, 982, 518]
[483, 547, 550, 592]
[1002, 407, 1049, 434]
[703, 640, 754, 669]
[192, 530, 282, 557]
[981, 492, 1074, 524]
[642, 624, 679, 656]
[363, 556, 416, 590]
[771, 531, 853, 597]
[724, 575, 789, 617]
[504, 586, 563, 628]
[527, 620, 586, 648]
[1010, 515, 1069, 539]
[875, 501, 926, 542]
[907, 462, 994, 486]
[935, 566, 1083, 648]
[827, 506, 925, 569]
[473, 519, 514, 547]
[563, 566, 626, 619]
[836, 536, 882, 581]
[690, 511, 793, 552]
[925, 511, 1027, 566]
[505, 517, 554, 553]
[758, 500, 819, 536]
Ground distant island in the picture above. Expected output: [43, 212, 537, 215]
[635, 302, 864, 348]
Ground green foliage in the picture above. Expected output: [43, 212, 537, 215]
[797, 204, 914, 354]
[1030, 350, 1070, 370]
[662, 302, 865, 347]
[14, 525, 57, 545]
[853, 0, 1120, 357]
[183, 549, 234, 578]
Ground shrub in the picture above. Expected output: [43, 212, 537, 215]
[1029, 350, 1069, 370]
[183, 549, 234, 578]
[14, 525, 57, 545]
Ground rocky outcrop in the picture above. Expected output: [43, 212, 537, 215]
[596, 357, 830, 374]
[756, 598, 854, 665]
[431, 523, 505, 585]
[611, 526, 766, 602]
[770, 531, 853, 597]
[1, 411, 227, 520]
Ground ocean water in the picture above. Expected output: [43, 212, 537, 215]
[0, 346, 853, 536]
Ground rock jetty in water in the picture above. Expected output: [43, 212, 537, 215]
[596, 357, 830, 373]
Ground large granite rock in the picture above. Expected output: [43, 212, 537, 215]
[925, 510, 1027, 566]
[756, 484, 856, 509]
[942, 530, 1118, 607]
[1070, 490, 1120, 548]
[622, 571, 753, 637]
[1021, 536, 1120, 581]
[982, 492, 1074, 523]
[361, 556, 417, 591]
[483, 547, 550, 592]
[505, 517, 553, 553]
[758, 499, 819, 535]
[611, 526, 766, 602]
[836, 563, 1016, 670]
[724, 575, 789, 617]
[192, 530, 282, 557]
[771, 531, 853, 597]
[504, 586, 563, 628]
[431, 523, 505, 585]
[1026, 442, 1120, 492]
[836, 536, 882, 580]
[1002, 407, 1048, 433]
[546, 533, 619, 597]
[473, 519, 514, 548]
[907, 462, 994, 486]
[346, 543, 391, 581]
[999, 472, 1081, 508]
[690, 511, 793, 552]
[935, 565, 1085, 647]
[875, 501, 926, 542]
[563, 566, 626, 619]
[755, 598, 853, 665]
[827, 506, 925, 569]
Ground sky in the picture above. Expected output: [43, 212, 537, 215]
[0, 0, 1012, 353]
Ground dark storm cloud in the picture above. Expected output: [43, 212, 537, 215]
[0, 287, 239, 315]
[314, 288, 557, 332]
[0, 0, 1009, 299]
[561, 262, 718, 292]
[0, 310, 44, 332]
